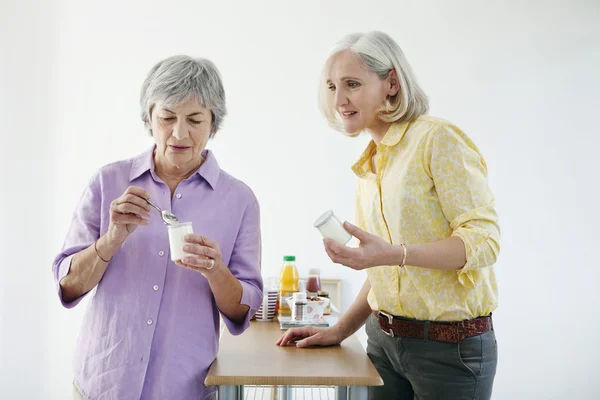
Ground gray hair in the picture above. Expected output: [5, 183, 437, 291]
[318, 31, 429, 135]
[140, 55, 227, 137]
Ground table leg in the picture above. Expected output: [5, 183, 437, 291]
[275, 385, 292, 400]
[336, 386, 369, 400]
[348, 386, 369, 400]
[217, 385, 243, 400]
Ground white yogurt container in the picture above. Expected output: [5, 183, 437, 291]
[313, 210, 352, 245]
[167, 221, 193, 261]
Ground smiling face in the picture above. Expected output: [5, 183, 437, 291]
[149, 97, 213, 177]
[325, 51, 398, 137]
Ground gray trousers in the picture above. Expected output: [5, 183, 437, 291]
[365, 313, 497, 400]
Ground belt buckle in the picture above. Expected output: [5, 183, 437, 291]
[378, 310, 395, 337]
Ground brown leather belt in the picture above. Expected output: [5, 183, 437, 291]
[373, 310, 492, 343]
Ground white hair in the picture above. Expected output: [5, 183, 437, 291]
[140, 55, 227, 137]
[318, 31, 429, 135]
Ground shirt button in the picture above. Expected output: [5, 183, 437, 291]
[147, 319, 153, 325]
[176, 193, 182, 199]
[153, 285, 159, 291]
[158, 251, 164, 257]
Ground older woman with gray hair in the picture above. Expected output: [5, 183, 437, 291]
[53, 55, 262, 400]
[278, 31, 500, 399]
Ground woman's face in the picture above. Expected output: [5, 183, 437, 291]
[326, 51, 397, 135]
[149, 97, 213, 174]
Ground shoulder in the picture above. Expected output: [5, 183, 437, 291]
[411, 116, 480, 152]
[216, 169, 260, 210]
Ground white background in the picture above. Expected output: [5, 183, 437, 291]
[1, 1, 599, 399]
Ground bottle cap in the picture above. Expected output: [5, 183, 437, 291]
[293, 292, 307, 302]
[283, 255, 296, 261]
[308, 268, 320, 275]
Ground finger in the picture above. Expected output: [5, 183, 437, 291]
[296, 332, 321, 348]
[182, 244, 218, 259]
[324, 242, 356, 268]
[125, 186, 151, 200]
[277, 328, 309, 346]
[342, 221, 370, 241]
[185, 234, 219, 249]
[114, 202, 151, 218]
[113, 213, 149, 226]
[324, 238, 355, 258]
[121, 193, 152, 213]
[181, 256, 214, 270]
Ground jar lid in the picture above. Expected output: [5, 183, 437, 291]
[313, 210, 334, 228]
[292, 292, 307, 302]
[283, 255, 296, 261]
[308, 268, 320, 275]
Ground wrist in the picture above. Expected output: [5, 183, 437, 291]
[98, 234, 123, 258]
[384, 244, 404, 266]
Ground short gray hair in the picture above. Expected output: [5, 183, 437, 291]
[140, 55, 227, 136]
[319, 31, 429, 135]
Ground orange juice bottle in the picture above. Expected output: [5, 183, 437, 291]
[278, 255, 299, 317]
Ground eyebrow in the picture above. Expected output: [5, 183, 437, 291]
[162, 108, 204, 117]
[326, 76, 362, 84]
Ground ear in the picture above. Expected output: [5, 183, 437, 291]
[387, 69, 400, 97]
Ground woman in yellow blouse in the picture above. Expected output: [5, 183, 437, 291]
[278, 31, 500, 399]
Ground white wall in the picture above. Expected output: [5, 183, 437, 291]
[1, 0, 599, 398]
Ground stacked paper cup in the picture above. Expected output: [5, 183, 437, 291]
[255, 288, 278, 321]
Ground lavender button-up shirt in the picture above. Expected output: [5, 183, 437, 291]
[52, 146, 263, 400]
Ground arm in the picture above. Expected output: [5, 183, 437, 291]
[53, 183, 151, 306]
[323, 125, 499, 281]
[60, 235, 123, 303]
[277, 278, 372, 347]
[178, 198, 263, 332]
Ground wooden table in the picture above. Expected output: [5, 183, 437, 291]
[205, 319, 383, 399]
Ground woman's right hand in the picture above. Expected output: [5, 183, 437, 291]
[107, 186, 152, 245]
[276, 326, 345, 348]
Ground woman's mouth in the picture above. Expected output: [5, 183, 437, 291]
[168, 145, 190, 152]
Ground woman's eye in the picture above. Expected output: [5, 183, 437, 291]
[161, 117, 175, 121]
[348, 81, 360, 88]
[328, 85, 336, 92]
[189, 120, 201, 125]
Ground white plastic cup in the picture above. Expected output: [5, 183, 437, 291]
[167, 222, 193, 261]
[314, 210, 352, 245]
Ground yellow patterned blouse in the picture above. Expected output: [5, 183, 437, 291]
[353, 116, 500, 321]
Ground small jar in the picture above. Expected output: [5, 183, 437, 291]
[167, 222, 193, 261]
[306, 268, 322, 298]
[291, 292, 307, 322]
[314, 210, 352, 245]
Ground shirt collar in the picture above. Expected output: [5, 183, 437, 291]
[351, 121, 410, 178]
[129, 146, 220, 190]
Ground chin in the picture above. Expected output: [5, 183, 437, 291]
[343, 123, 364, 135]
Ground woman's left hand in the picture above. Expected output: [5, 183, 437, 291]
[176, 234, 223, 275]
[323, 222, 397, 270]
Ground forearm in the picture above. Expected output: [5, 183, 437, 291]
[59, 234, 122, 303]
[387, 236, 466, 271]
[333, 278, 373, 341]
[206, 265, 249, 323]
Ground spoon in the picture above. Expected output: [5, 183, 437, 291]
[146, 199, 179, 225]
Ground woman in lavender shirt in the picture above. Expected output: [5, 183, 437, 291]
[52, 55, 263, 400]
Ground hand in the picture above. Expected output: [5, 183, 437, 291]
[176, 234, 223, 276]
[323, 221, 398, 270]
[276, 326, 344, 348]
[107, 186, 151, 244]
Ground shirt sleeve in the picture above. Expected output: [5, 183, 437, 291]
[426, 124, 501, 288]
[220, 197, 263, 335]
[51, 172, 102, 308]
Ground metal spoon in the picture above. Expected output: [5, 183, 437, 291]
[146, 199, 179, 225]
